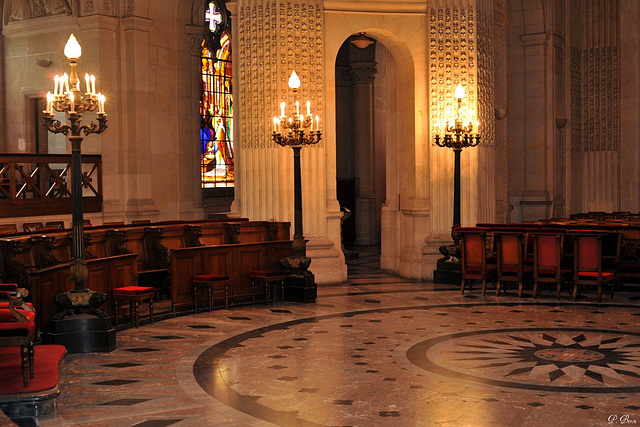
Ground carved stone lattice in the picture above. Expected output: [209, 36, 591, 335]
[475, 2, 494, 148]
[574, 3, 619, 153]
[570, 46, 582, 152]
[238, 0, 324, 149]
[429, 4, 478, 147]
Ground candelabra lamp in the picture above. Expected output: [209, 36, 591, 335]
[43, 34, 114, 352]
[433, 84, 481, 283]
[272, 71, 321, 302]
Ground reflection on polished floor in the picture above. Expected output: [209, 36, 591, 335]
[7, 247, 640, 426]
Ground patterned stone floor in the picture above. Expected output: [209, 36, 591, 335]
[6, 247, 640, 426]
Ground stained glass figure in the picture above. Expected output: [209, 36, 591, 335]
[200, 1, 233, 188]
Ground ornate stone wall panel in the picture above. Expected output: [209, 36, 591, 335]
[429, 0, 483, 233]
[570, 0, 619, 212]
[237, 0, 325, 234]
[475, 0, 495, 223]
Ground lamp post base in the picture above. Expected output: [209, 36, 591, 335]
[433, 259, 462, 285]
[46, 314, 115, 353]
[283, 274, 317, 303]
[279, 255, 316, 303]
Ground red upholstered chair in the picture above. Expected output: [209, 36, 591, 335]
[458, 227, 496, 295]
[112, 286, 154, 328]
[192, 274, 229, 312]
[494, 231, 533, 297]
[0, 284, 36, 387]
[250, 269, 285, 305]
[569, 230, 616, 302]
[530, 231, 573, 299]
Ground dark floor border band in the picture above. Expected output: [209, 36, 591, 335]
[193, 301, 640, 425]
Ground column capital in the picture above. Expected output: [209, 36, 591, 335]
[349, 62, 377, 84]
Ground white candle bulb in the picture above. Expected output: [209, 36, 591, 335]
[91, 75, 95, 94]
[69, 92, 75, 112]
[85, 73, 90, 93]
[54, 75, 59, 95]
[98, 93, 105, 114]
[288, 71, 301, 89]
[63, 73, 69, 92]
[46, 92, 53, 114]
[273, 116, 278, 132]
[280, 102, 286, 117]
[306, 101, 311, 116]
[295, 100, 299, 115]
[315, 115, 320, 130]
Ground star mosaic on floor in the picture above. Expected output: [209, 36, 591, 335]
[407, 328, 640, 393]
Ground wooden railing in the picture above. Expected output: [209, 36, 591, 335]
[0, 154, 102, 218]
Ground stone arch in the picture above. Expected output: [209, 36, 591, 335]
[324, 14, 426, 275]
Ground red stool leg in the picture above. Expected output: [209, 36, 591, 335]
[114, 299, 119, 327]
[224, 281, 229, 309]
[194, 284, 199, 313]
[28, 342, 34, 379]
[21, 345, 28, 387]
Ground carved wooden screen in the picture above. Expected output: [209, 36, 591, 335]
[200, 0, 234, 189]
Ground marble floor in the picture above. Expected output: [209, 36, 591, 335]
[5, 247, 640, 427]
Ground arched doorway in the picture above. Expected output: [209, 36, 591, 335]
[334, 34, 398, 258]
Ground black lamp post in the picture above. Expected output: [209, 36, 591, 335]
[42, 34, 109, 322]
[272, 71, 321, 300]
[434, 84, 480, 261]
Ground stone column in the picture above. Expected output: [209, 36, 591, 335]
[116, 15, 160, 221]
[519, 32, 552, 221]
[349, 60, 378, 246]
[233, 0, 346, 284]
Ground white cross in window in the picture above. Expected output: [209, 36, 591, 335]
[206, 2, 223, 33]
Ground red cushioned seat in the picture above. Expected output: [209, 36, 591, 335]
[0, 309, 35, 324]
[112, 287, 154, 328]
[578, 272, 615, 280]
[249, 270, 285, 305]
[193, 274, 229, 312]
[250, 269, 283, 277]
[500, 266, 534, 274]
[458, 228, 497, 295]
[192, 274, 229, 281]
[112, 286, 154, 295]
[537, 268, 573, 276]
[568, 230, 617, 302]
[0, 304, 36, 387]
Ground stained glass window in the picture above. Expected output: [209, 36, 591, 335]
[200, 1, 233, 189]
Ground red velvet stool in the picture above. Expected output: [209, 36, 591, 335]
[112, 286, 154, 328]
[192, 274, 229, 312]
[249, 269, 285, 305]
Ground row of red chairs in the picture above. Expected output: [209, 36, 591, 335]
[458, 228, 616, 302]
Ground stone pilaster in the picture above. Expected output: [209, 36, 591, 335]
[235, 0, 346, 284]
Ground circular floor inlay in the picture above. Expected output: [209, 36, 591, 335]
[406, 328, 640, 393]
